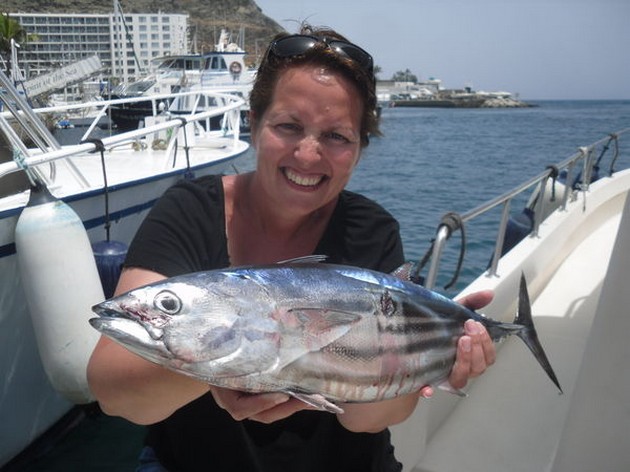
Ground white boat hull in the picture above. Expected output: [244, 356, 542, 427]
[0, 80, 250, 466]
[392, 167, 630, 471]
[0, 155, 250, 466]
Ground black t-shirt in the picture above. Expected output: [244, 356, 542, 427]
[124, 175, 406, 472]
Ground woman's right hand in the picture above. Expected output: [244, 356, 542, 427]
[209, 386, 314, 423]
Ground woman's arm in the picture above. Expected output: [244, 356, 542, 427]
[87, 267, 212, 425]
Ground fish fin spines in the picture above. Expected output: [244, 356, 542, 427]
[276, 255, 328, 265]
[287, 391, 344, 414]
[437, 382, 468, 397]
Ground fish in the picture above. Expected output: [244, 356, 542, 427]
[89, 259, 562, 413]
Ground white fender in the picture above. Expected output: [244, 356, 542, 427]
[15, 185, 104, 404]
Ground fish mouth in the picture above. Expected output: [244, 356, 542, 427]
[91, 299, 165, 340]
[89, 299, 145, 336]
[92, 299, 129, 319]
[89, 316, 172, 362]
[89, 315, 143, 336]
[89, 300, 172, 361]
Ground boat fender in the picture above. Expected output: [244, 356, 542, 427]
[92, 240, 128, 299]
[14, 183, 104, 404]
[501, 208, 535, 257]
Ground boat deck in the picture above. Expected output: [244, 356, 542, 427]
[5, 410, 144, 471]
[392, 169, 630, 472]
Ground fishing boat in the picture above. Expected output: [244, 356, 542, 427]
[107, 29, 255, 132]
[391, 128, 630, 471]
[0, 68, 249, 468]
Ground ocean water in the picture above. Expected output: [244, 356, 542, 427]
[349, 100, 630, 290]
[15, 99, 630, 471]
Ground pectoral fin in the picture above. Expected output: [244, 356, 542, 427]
[436, 381, 468, 397]
[274, 308, 362, 369]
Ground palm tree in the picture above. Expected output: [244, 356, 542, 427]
[0, 13, 32, 76]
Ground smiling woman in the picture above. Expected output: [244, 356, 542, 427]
[245, 65, 364, 230]
[86, 23, 496, 472]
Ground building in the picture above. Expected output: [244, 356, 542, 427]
[10, 11, 189, 85]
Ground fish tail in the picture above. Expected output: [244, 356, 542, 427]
[512, 273, 563, 393]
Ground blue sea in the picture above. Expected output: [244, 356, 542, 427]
[350, 100, 630, 290]
[15, 99, 630, 471]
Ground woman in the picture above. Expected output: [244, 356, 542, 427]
[87, 25, 495, 471]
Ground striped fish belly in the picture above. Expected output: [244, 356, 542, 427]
[276, 290, 466, 403]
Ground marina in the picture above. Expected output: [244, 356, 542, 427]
[2, 98, 629, 471]
[2, 3, 629, 469]
[107, 29, 255, 133]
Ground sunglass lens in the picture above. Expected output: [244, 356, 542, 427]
[329, 42, 373, 71]
[272, 35, 317, 57]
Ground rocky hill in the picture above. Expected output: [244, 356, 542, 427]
[3, 0, 285, 64]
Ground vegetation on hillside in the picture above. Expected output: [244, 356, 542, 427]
[2, 0, 284, 65]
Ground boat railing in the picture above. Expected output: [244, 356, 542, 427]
[421, 127, 630, 290]
[0, 73, 245, 186]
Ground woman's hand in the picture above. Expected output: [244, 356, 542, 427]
[209, 386, 314, 423]
[450, 290, 496, 389]
[418, 290, 496, 397]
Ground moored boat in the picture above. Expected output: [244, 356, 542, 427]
[107, 29, 255, 132]
[0, 69, 249, 468]
[391, 128, 630, 471]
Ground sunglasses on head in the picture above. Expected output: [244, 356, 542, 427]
[269, 34, 374, 74]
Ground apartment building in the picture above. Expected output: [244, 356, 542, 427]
[11, 11, 189, 84]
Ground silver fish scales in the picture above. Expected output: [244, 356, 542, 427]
[90, 261, 562, 413]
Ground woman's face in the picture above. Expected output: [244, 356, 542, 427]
[251, 65, 364, 217]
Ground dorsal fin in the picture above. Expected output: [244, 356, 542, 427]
[276, 255, 328, 265]
[391, 261, 424, 284]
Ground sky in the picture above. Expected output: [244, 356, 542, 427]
[254, 0, 630, 100]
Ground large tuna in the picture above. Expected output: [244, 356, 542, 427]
[89, 260, 562, 413]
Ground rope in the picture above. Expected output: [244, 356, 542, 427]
[81, 138, 111, 241]
[414, 211, 466, 290]
[607, 133, 619, 176]
[413, 241, 434, 283]
[13, 147, 40, 187]
[174, 117, 192, 177]
[441, 212, 466, 290]
[545, 165, 559, 201]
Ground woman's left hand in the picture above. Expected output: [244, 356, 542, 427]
[418, 290, 496, 397]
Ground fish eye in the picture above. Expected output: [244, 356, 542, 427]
[154, 290, 182, 315]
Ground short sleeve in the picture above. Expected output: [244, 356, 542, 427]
[124, 175, 230, 277]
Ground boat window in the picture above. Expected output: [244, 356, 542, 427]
[126, 80, 157, 93]
[157, 59, 174, 70]
[185, 59, 200, 70]
[205, 56, 229, 71]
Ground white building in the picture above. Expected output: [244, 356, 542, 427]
[11, 11, 189, 84]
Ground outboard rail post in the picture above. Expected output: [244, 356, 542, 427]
[421, 128, 630, 291]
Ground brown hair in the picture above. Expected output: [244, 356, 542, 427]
[249, 24, 381, 147]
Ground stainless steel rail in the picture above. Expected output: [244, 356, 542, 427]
[423, 128, 630, 290]
[0, 68, 245, 183]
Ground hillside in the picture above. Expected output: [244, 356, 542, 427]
[3, 0, 285, 64]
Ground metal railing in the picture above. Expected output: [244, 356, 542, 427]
[422, 128, 630, 290]
[0, 67, 246, 185]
